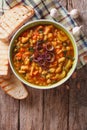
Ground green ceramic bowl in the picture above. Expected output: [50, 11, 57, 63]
[9, 19, 78, 89]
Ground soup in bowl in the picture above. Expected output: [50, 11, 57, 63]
[9, 19, 78, 89]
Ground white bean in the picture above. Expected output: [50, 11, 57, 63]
[49, 68, 55, 73]
[58, 57, 65, 63]
[65, 60, 72, 71]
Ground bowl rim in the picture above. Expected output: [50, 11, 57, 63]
[9, 19, 78, 89]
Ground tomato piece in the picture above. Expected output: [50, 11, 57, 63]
[22, 31, 28, 37]
[15, 52, 22, 60]
[20, 48, 25, 52]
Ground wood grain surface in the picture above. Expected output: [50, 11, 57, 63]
[0, 90, 19, 130]
[67, 1, 87, 130]
[20, 88, 43, 130]
[43, 86, 69, 130]
[0, 0, 87, 130]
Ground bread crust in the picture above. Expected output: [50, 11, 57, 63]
[0, 3, 34, 42]
[0, 71, 28, 99]
[0, 41, 9, 77]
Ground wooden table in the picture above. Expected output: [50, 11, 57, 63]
[0, 0, 87, 130]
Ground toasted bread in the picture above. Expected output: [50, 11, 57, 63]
[0, 71, 28, 99]
[0, 39, 28, 100]
[0, 41, 9, 77]
[0, 3, 34, 42]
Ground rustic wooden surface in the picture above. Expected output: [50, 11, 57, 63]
[0, 0, 87, 130]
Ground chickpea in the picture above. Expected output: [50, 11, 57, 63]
[42, 70, 47, 75]
[20, 43, 23, 47]
[46, 74, 51, 79]
[19, 70, 25, 73]
[54, 38, 57, 41]
[21, 65, 29, 70]
[21, 37, 28, 43]
[52, 41, 57, 46]
[35, 81, 39, 84]
[39, 67, 42, 73]
[42, 83, 45, 86]
[57, 49, 63, 54]
[55, 67, 61, 73]
[47, 79, 51, 84]
[66, 46, 71, 51]
[27, 34, 31, 38]
[44, 35, 47, 41]
[58, 57, 65, 63]
[49, 68, 55, 73]
[32, 40, 36, 44]
[30, 30, 33, 34]
[24, 58, 29, 65]
[55, 74, 59, 79]
[33, 71, 38, 75]
[47, 33, 53, 39]
[55, 71, 66, 80]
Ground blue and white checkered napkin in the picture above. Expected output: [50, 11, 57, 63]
[0, 0, 87, 69]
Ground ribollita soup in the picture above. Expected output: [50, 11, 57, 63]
[12, 24, 74, 86]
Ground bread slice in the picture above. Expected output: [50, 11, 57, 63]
[0, 64, 11, 79]
[0, 72, 28, 99]
[0, 40, 9, 77]
[0, 3, 34, 42]
[0, 26, 9, 40]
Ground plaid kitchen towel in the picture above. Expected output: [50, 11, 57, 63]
[0, 0, 87, 69]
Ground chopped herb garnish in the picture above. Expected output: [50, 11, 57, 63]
[29, 55, 34, 62]
[28, 40, 30, 43]
[39, 30, 43, 33]
[63, 50, 67, 56]
[38, 28, 43, 33]
[62, 42, 68, 46]
[66, 56, 74, 60]
[52, 80, 57, 84]
[14, 48, 18, 52]
[29, 57, 33, 62]
[29, 46, 34, 52]
[37, 40, 44, 44]
[41, 74, 46, 78]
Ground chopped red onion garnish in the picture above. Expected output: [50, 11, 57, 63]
[32, 41, 55, 69]
[46, 43, 54, 51]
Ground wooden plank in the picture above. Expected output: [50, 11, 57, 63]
[68, 66, 87, 130]
[67, 0, 87, 130]
[66, 1, 87, 130]
[0, 89, 19, 130]
[20, 87, 43, 130]
[43, 85, 69, 130]
[67, 0, 87, 11]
